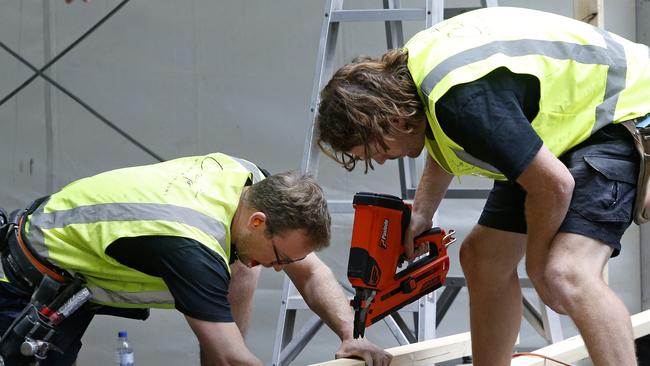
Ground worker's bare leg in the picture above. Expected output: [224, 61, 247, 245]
[538, 233, 635, 366]
[228, 261, 262, 337]
[460, 224, 526, 366]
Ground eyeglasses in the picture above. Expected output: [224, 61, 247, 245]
[271, 239, 307, 266]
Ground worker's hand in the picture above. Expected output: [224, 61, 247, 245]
[403, 212, 434, 261]
[335, 338, 392, 366]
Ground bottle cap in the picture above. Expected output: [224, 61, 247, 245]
[118, 330, 128, 338]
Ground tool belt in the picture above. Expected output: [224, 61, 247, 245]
[0, 201, 151, 323]
[0, 197, 72, 289]
[622, 117, 650, 225]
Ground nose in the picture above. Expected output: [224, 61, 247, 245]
[272, 264, 284, 272]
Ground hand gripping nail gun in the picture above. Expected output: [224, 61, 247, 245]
[347, 192, 454, 338]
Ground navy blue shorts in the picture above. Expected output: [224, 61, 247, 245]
[478, 123, 639, 257]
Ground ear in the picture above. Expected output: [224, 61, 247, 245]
[248, 212, 266, 229]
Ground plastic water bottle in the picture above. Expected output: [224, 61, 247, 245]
[115, 330, 134, 366]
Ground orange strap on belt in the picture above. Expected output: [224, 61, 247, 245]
[16, 215, 66, 283]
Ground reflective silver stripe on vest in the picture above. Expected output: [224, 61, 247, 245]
[420, 36, 628, 136]
[229, 156, 263, 183]
[454, 149, 501, 174]
[27, 202, 227, 259]
[88, 285, 174, 305]
[593, 28, 627, 132]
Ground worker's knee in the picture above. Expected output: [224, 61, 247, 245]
[459, 237, 501, 284]
[460, 231, 521, 284]
[533, 261, 589, 315]
[459, 238, 481, 275]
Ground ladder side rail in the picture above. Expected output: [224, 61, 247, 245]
[301, 0, 344, 175]
[539, 297, 565, 343]
[277, 0, 343, 363]
[272, 277, 298, 366]
[280, 316, 326, 365]
[417, 292, 437, 341]
[383, 314, 412, 345]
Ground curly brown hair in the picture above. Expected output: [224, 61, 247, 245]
[316, 48, 425, 172]
[245, 171, 331, 251]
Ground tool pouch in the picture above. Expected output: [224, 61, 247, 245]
[0, 276, 63, 366]
[0, 305, 56, 365]
[622, 119, 650, 224]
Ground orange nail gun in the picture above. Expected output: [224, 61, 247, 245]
[348, 192, 454, 338]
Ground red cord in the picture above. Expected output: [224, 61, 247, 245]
[512, 352, 574, 366]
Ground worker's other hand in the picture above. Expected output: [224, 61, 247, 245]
[335, 338, 392, 366]
[403, 212, 434, 261]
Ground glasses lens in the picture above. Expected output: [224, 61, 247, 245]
[271, 239, 307, 265]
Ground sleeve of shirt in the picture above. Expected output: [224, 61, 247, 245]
[434, 70, 543, 181]
[106, 236, 234, 322]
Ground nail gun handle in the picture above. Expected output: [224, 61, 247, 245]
[412, 227, 442, 256]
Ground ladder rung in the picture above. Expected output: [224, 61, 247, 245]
[329, 9, 428, 22]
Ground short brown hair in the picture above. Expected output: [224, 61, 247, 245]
[245, 171, 331, 251]
[316, 48, 425, 171]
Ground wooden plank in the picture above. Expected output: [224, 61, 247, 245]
[308, 332, 471, 366]
[311, 310, 650, 366]
[511, 309, 650, 365]
[573, 0, 603, 27]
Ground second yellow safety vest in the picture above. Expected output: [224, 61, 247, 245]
[405, 7, 650, 179]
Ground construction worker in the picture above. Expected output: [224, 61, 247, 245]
[0, 152, 391, 365]
[316, 7, 650, 366]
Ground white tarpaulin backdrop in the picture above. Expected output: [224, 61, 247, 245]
[0, 0, 641, 364]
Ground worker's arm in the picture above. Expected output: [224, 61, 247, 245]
[516, 144, 574, 283]
[185, 315, 263, 366]
[285, 254, 392, 365]
[228, 260, 262, 337]
[404, 154, 453, 259]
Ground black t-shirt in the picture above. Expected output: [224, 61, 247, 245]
[434, 67, 543, 181]
[106, 236, 234, 322]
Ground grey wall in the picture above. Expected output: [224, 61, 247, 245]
[0, 0, 641, 365]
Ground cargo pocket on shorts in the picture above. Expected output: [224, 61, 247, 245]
[570, 156, 637, 222]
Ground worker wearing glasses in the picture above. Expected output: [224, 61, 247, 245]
[0, 152, 391, 366]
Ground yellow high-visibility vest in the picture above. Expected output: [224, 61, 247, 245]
[405, 7, 650, 179]
[24, 153, 264, 308]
